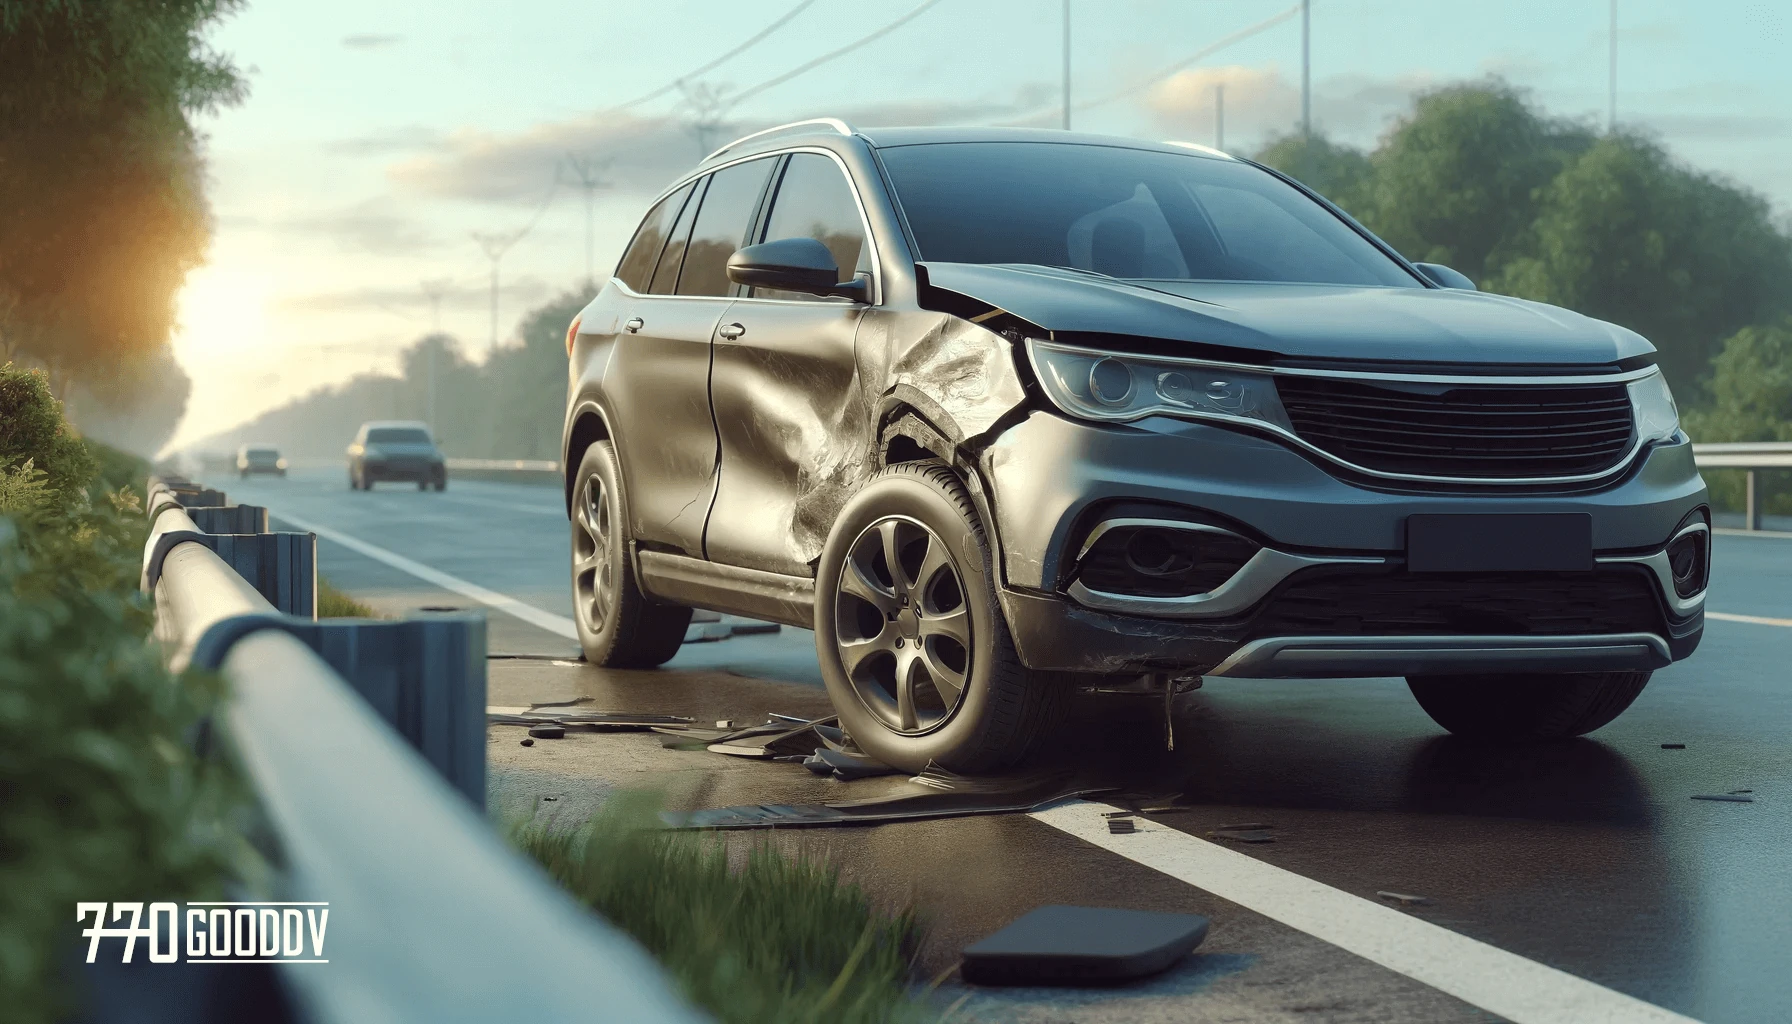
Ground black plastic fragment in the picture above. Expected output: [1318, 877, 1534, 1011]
[959, 905, 1209, 986]
[802, 748, 900, 780]
[664, 772, 1115, 830]
[527, 725, 565, 740]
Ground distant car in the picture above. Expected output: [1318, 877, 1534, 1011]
[347, 421, 446, 491]
[237, 444, 286, 478]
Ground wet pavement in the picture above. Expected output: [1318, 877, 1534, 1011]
[216, 467, 1792, 1023]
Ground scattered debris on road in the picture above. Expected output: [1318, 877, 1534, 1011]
[1377, 891, 1432, 906]
[1661, 742, 1687, 749]
[958, 905, 1210, 986]
[1108, 817, 1137, 834]
[527, 725, 565, 740]
[1207, 824, 1276, 844]
[1691, 793, 1754, 802]
[664, 768, 1115, 830]
[519, 738, 533, 747]
[803, 747, 900, 781]
[487, 697, 695, 732]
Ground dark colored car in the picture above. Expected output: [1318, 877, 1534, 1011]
[237, 444, 286, 478]
[347, 421, 446, 491]
[560, 121, 1708, 774]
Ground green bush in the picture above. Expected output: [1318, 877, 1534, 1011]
[516, 792, 932, 1024]
[0, 364, 95, 507]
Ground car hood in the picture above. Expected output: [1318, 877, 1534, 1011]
[919, 263, 1654, 369]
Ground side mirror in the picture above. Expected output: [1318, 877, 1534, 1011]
[1414, 262, 1477, 290]
[727, 237, 866, 301]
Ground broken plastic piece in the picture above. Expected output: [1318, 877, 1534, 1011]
[664, 773, 1116, 830]
[1376, 891, 1431, 906]
[1207, 828, 1274, 844]
[1216, 822, 1274, 831]
[1691, 793, 1754, 803]
[489, 707, 694, 730]
[802, 747, 900, 781]
[519, 738, 534, 747]
[706, 717, 841, 759]
[959, 905, 1209, 986]
[1107, 818, 1136, 834]
[527, 725, 565, 740]
[1661, 742, 1686, 749]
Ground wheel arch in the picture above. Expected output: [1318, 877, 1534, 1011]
[562, 402, 613, 516]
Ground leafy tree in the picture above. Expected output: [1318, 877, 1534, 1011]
[1362, 82, 1591, 283]
[1492, 135, 1792, 391]
[0, 364, 95, 504]
[0, 1, 244, 390]
[1254, 132, 1374, 215]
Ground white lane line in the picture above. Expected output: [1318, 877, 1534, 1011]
[1031, 801, 1701, 1024]
[271, 509, 579, 640]
[1707, 611, 1792, 628]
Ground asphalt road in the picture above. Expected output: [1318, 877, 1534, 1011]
[217, 465, 1792, 1024]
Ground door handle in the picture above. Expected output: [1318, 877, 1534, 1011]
[624, 317, 644, 334]
[717, 322, 746, 341]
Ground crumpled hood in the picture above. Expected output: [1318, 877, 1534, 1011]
[920, 263, 1654, 368]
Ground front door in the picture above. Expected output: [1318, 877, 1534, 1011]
[705, 152, 876, 575]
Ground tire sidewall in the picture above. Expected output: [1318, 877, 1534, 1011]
[570, 441, 628, 659]
[814, 467, 1007, 770]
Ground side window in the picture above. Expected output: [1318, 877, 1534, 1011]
[755, 153, 871, 301]
[615, 183, 693, 292]
[649, 178, 703, 294]
[676, 157, 777, 297]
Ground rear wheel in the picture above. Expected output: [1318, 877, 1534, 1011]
[569, 441, 691, 667]
[1406, 670, 1651, 741]
[814, 461, 1065, 774]
[417, 480, 428, 491]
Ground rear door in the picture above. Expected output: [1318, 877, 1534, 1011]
[704, 152, 875, 575]
[604, 158, 778, 557]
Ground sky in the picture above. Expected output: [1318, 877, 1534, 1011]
[168, 0, 1792, 450]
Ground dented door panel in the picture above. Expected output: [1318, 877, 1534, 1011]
[705, 301, 869, 575]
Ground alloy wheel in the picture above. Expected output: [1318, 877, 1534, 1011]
[571, 473, 613, 634]
[834, 516, 973, 734]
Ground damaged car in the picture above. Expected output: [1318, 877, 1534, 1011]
[561, 121, 1708, 773]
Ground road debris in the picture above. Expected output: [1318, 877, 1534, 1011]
[1107, 817, 1137, 834]
[959, 905, 1210, 986]
[803, 747, 900, 781]
[527, 725, 565, 740]
[1207, 825, 1276, 844]
[487, 703, 694, 731]
[1692, 793, 1754, 802]
[519, 738, 534, 747]
[1377, 891, 1431, 906]
[664, 769, 1116, 830]
[1661, 742, 1687, 749]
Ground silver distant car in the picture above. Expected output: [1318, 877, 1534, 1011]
[236, 444, 286, 478]
[347, 421, 446, 491]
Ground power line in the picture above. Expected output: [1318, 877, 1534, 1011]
[1078, 3, 1301, 113]
[614, 0, 819, 110]
[723, 0, 948, 111]
[559, 155, 612, 284]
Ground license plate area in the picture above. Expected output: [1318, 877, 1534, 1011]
[1405, 513, 1593, 573]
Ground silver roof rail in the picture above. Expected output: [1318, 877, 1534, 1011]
[703, 118, 855, 162]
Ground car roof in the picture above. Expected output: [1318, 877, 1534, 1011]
[360, 420, 431, 431]
[696, 120, 1236, 171]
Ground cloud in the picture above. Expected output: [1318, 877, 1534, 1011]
[1144, 64, 1435, 151]
[275, 199, 442, 257]
[325, 125, 447, 157]
[387, 96, 1037, 205]
[342, 33, 403, 50]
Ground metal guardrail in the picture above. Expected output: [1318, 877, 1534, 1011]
[1691, 442, 1792, 531]
[445, 457, 560, 473]
[137, 477, 701, 1024]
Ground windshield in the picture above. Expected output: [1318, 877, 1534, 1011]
[879, 142, 1419, 288]
[366, 428, 432, 445]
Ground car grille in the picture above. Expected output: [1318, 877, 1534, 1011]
[1244, 565, 1665, 639]
[1276, 378, 1635, 480]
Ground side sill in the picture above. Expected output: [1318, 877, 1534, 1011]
[636, 549, 814, 628]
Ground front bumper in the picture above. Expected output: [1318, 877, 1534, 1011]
[983, 411, 1708, 677]
[362, 459, 444, 482]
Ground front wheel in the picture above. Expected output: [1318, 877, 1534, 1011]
[569, 441, 691, 667]
[814, 461, 1065, 774]
[1406, 670, 1651, 741]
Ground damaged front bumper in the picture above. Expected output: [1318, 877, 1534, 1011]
[983, 411, 1708, 678]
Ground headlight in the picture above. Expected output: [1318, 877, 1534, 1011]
[1627, 371, 1679, 444]
[1026, 338, 1294, 432]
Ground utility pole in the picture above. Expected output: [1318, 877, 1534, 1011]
[1215, 83, 1225, 151]
[562, 155, 611, 286]
[471, 230, 526, 348]
[420, 279, 450, 431]
[1608, 0, 1617, 133]
[1300, 0, 1311, 138]
[1061, 0, 1071, 130]
[678, 80, 732, 156]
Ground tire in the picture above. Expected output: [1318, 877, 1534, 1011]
[1406, 670, 1652, 741]
[434, 475, 446, 492]
[569, 441, 691, 667]
[417, 480, 428, 491]
[814, 460, 1066, 774]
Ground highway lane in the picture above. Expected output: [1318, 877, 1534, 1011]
[214, 465, 1792, 1023]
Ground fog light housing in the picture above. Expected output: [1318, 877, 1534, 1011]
[1665, 530, 1708, 598]
[1077, 522, 1259, 598]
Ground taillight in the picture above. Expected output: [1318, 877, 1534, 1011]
[564, 315, 582, 357]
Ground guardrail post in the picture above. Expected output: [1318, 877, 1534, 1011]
[186, 504, 270, 535]
[1746, 470, 1759, 531]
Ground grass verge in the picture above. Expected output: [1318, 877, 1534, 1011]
[318, 575, 378, 617]
[515, 791, 936, 1024]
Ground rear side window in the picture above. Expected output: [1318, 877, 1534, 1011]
[754, 153, 870, 301]
[615, 183, 693, 292]
[676, 157, 777, 297]
[649, 178, 703, 294]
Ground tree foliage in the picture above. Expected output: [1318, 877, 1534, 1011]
[0, 1, 243, 394]
[1253, 132, 1373, 215]
[0, 364, 95, 503]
